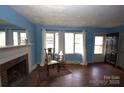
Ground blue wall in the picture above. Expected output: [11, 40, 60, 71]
[109, 25, 124, 32]
[0, 24, 23, 30]
[1, 5, 124, 65]
[34, 25, 42, 64]
[35, 25, 113, 64]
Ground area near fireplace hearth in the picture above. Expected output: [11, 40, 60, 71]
[0, 44, 33, 86]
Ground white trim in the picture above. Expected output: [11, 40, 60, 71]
[65, 61, 81, 64]
[80, 62, 88, 66]
[93, 33, 106, 55]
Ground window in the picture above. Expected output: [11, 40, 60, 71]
[13, 32, 27, 46]
[20, 32, 27, 45]
[94, 36, 104, 54]
[45, 32, 59, 53]
[65, 33, 83, 54]
[46, 33, 54, 48]
[0, 32, 6, 47]
[13, 32, 18, 46]
[75, 34, 83, 54]
[65, 33, 74, 53]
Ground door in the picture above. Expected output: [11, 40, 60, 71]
[104, 32, 119, 66]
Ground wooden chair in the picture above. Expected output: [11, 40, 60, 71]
[37, 48, 66, 77]
[44, 48, 60, 76]
[37, 49, 67, 85]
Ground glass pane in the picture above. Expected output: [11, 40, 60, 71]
[55, 32, 59, 54]
[0, 32, 6, 47]
[13, 32, 18, 46]
[75, 34, 83, 54]
[94, 46, 103, 54]
[46, 33, 54, 49]
[95, 36, 103, 45]
[65, 33, 74, 54]
[20, 32, 27, 45]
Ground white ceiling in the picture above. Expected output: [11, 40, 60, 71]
[11, 5, 124, 28]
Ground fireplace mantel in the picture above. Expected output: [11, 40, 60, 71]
[0, 44, 31, 64]
[0, 44, 32, 87]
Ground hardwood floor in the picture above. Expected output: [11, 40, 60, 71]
[20, 63, 124, 87]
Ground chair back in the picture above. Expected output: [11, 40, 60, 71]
[44, 48, 55, 64]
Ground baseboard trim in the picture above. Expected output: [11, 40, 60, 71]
[89, 62, 105, 64]
[80, 62, 88, 66]
[65, 61, 81, 64]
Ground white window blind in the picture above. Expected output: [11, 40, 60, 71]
[46, 32, 59, 53]
[65, 33, 74, 54]
[46, 33, 54, 48]
[75, 34, 83, 54]
[20, 32, 27, 45]
[13, 32, 18, 46]
[65, 33, 83, 54]
[94, 36, 104, 54]
[0, 32, 6, 47]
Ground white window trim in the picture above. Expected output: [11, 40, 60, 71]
[0, 30, 6, 47]
[94, 34, 105, 55]
[45, 31, 59, 54]
[64, 32, 83, 54]
[13, 30, 27, 46]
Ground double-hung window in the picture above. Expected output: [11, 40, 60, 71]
[75, 34, 83, 54]
[65, 33, 83, 54]
[0, 31, 6, 47]
[13, 32, 19, 46]
[20, 32, 27, 45]
[65, 33, 74, 53]
[94, 36, 104, 54]
[13, 31, 27, 46]
[45, 32, 59, 54]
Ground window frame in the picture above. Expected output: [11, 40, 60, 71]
[13, 31, 27, 46]
[20, 32, 27, 45]
[0, 31, 6, 47]
[94, 35, 105, 54]
[13, 32, 19, 46]
[64, 32, 74, 54]
[45, 31, 59, 54]
[64, 32, 83, 54]
[74, 33, 83, 54]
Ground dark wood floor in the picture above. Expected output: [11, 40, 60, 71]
[20, 63, 124, 87]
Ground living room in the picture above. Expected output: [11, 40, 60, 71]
[0, 4, 124, 90]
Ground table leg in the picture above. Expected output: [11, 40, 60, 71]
[57, 64, 60, 72]
[47, 66, 49, 76]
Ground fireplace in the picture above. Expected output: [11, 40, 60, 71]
[7, 59, 28, 86]
[0, 54, 29, 87]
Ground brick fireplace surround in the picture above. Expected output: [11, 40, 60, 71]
[0, 54, 29, 86]
[0, 45, 33, 87]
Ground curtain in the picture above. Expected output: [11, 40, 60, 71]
[59, 30, 65, 53]
[82, 31, 87, 65]
[41, 28, 46, 66]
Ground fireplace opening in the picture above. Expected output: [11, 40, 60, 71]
[0, 54, 28, 87]
[7, 59, 28, 86]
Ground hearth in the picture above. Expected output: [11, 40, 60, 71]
[7, 60, 27, 86]
[0, 54, 29, 87]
